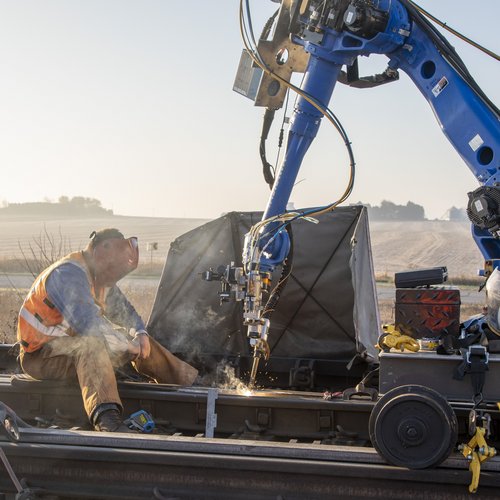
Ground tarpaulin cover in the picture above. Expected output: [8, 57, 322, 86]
[147, 206, 380, 365]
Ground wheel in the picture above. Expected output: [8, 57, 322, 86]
[369, 384, 458, 469]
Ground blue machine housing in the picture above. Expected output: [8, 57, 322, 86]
[254, 0, 499, 272]
[259, 0, 410, 271]
[388, 20, 499, 261]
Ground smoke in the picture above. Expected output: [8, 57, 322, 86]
[215, 363, 251, 392]
[195, 360, 251, 393]
[163, 299, 227, 360]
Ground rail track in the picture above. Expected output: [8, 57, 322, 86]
[0, 372, 498, 498]
[1, 427, 500, 499]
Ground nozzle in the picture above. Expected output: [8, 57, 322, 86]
[249, 356, 260, 389]
[248, 338, 270, 389]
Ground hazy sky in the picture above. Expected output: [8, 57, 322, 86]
[0, 0, 498, 220]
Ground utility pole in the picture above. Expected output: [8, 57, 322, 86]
[146, 242, 158, 272]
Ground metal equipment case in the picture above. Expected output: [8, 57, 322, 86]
[395, 287, 461, 339]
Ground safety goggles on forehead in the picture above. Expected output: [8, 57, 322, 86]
[128, 237, 139, 250]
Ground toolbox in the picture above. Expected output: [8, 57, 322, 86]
[395, 287, 461, 339]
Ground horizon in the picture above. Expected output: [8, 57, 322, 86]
[0, 196, 470, 221]
[0, 1, 498, 220]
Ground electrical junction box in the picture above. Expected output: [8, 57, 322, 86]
[395, 287, 461, 339]
[233, 49, 263, 101]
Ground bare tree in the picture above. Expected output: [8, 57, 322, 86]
[18, 225, 73, 278]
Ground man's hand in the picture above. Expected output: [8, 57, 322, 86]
[128, 332, 151, 360]
[136, 333, 151, 359]
[127, 340, 141, 358]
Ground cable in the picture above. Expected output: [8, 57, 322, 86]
[239, 0, 357, 265]
[407, 0, 499, 61]
[259, 89, 290, 190]
[400, 0, 499, 119]
[260, 8, 279, 41]
[239, 1, 355, 178]
[260, 108, 277, 188]
[262, 225, 294, 320]
[274, 88, 290, 176]
[257, 9, 283, 189]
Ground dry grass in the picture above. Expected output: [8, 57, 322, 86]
[0, 216, 209, 265]
[0, 284, 158, 345]
[118, 283, 158, 323]
[2, 287, 484, 346]
[0, 289, 25, 344]
[0, 217, 486, 350]
[375, 273, 484, 288]
[0, 256, 165, 278]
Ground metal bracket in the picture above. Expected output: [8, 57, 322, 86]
[205, 388, 218, 438]
[466, 345, 489, 365]
[0, 403, 21, 442]
[289, 359, 316, 389]
[342, 382, 378, 401]
[253, 0, 309, 109]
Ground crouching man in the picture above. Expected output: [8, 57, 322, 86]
[17, 228, 198, 432]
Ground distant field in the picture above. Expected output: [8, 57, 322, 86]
[0, 214, 484, 343]
[0, 214, 210, 266]
[0, 214, 484, 280]
[369, 220, 483, 281]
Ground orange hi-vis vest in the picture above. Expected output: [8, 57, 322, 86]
[17, 252, 106, 353]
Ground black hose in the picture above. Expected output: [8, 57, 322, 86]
[263, 224, 294, 320]
[260, 108, 276, 188]
[260, 8, 279, 41]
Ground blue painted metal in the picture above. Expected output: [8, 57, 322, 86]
[255, 0, 499, 271]
[257, 1, 410, 271]
[262, 57, 342, 220]
[258, 56, 342, 271]
[388, 20, 500, 261]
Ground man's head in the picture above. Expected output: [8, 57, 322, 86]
[86, 228, 139, 285]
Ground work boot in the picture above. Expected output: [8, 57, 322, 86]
[93, 406, 135, 433]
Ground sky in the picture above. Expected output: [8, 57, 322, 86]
[0, 0, 498, 220]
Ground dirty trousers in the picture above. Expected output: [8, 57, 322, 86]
[19, 335, 198, 420]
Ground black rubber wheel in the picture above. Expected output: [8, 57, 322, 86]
[369, 384, 458, 469]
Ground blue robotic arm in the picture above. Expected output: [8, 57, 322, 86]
[248, 0, 499, 267]
[388, 3, 500, 264]
[229, 0, 499, 386]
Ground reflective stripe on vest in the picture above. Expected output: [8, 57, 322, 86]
[19, 308, 69, 338]
[17, 252, 96, 352]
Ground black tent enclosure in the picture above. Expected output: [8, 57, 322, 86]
[147, 206, 381, 390]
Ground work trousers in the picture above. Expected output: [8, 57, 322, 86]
[19, 335, 198, 420]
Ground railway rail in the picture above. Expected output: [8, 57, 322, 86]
[0, 370, 498, 498]
[1, 427, 500, 499]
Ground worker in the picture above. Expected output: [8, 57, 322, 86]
[16, 228, 198, 432]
